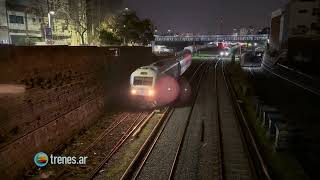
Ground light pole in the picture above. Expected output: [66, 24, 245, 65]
[46, 11, 55, 44]
[123, 25, 126, 45]
[48, 11, 55, 28]
[123, 8, 129, 15]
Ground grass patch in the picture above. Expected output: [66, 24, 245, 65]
[225, 62, 308, 180]
[192, 53, 216, 60]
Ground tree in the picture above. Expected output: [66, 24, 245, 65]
[100, 31, 121, 45]
[137, 19, 155, 45]
[99, 10, 155, 46]
[99, 15, 121, 45]
[59, 0, 88, 44]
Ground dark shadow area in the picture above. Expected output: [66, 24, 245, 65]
[248, 68, 320, 179]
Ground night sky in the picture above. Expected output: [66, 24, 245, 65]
[123, 0, 288, 34]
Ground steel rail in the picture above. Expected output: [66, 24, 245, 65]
[223, 61, 271, 180]
[214, 59, 225, 180]
[262, 63, 320, 96]
[168, 59, 215, 179]
[121, 108, 173, 180]
[86, 112, 152, 179]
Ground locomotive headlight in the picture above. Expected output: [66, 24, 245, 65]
[148, 89, 154, 96]
[220, 52, 224, 56]
[131, 89, 137, 95]
[225, 52, 229, 56]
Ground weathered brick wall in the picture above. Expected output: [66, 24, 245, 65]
[0, 46, 154, 179]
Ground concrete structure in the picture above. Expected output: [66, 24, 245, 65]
[270, 9, 284, 50]
[270, 0, 320, 49]
[287, 0, 320, 36]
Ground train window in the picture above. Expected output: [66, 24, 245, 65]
[133, 77, 153, 86]
[144, 77, 153, 85]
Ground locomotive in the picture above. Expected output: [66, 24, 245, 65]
[129, 46, 194, 107]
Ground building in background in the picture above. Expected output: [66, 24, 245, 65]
[0, 0, 43, 45]
[0, 0, 9, 44]
[0, 0, 90, 45]
[232, 28, 238, 36]
[287, 0, 320, 36]
[247, 26, 256, 35]
[6, 1, 43, 45]
[257, 27, 270, 35]
[34, 0, 89, 45]
[233, 26, 259, 36]
[239, 27, 248, 36]
[270, 0, 320, 50]
[270, 9, 284, 50]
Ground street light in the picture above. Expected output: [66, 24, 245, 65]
[123, 25, 126, 45]
[125, 8, 129, 11]
[48, 11, 55, 28]
[46, 10, 55, 44]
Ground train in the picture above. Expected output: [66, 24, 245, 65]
[129, 46, 196, 107]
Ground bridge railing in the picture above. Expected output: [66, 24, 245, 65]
[154, 34, 269, 42]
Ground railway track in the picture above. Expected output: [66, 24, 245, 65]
[120, 59, 215, 179]
[86, 111, 156, 179]
[87, 61, 209, 179]
[260, 64, 320, 96]
[216, 60, 256, 179]
[167, 60, 213, 179]
[223, 62, 271, 180]
[53, 112, 150, 179]
[119, 58, 264, 179]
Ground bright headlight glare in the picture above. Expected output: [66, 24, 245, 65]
[131, 89, 137, 94]
[148, 89, 154, 96]
[220, 52, 224, 56]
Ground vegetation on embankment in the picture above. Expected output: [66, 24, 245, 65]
[225, 61, 308, 180]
